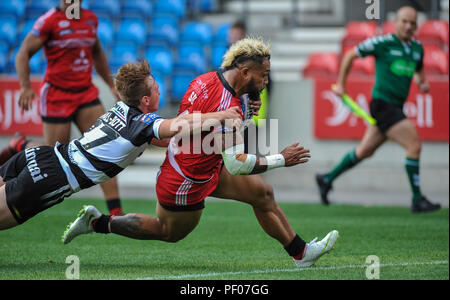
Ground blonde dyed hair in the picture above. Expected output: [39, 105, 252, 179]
[221, 37, 271, 70]
[115, 59, 152, 107]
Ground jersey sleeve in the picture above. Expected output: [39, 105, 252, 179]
[31, 11, 54, 41]
[356, 36, 385, 58]
[130, 113, 165, 145]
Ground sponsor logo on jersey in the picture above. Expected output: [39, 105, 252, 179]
[59, 20, 70, 28]
[140, 113, 160, 125]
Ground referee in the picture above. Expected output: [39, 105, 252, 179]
[316, 6, 441, 213]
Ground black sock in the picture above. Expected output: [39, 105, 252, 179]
[106, 198, 123, 215]
[284, 234, 307, 258]
[92, 215, 111, 234]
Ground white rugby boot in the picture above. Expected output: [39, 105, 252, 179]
[294, 230, 339, 267]
[62, 205, 102, 244]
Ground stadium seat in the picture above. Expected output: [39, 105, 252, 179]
[153, 75, 167, 108]
[423, 46, 449, 75]
[171, 69, 196, 101]
[213, 23, 231, 46]
[0, 0, 26, 19]
[0, 17, 18, 46]
[381, 21, 396, 35]
[110, 43, 139, 73]
[153, 0, 186, 20]
[302, 52, 339, 79]
[97, 18, 115, 49]
[350, 57, 375, 77]
[18, 19, 36, 44]
[148, 15, 179, 47]
[89, 0, 121, 19]
[417, 20, 449, 48]
[175, 44, 207, 74]
[116, 18, 147, 47]
[145, 45, 174, 77]
[342, 21, 378, 51]
[0, 42, 8, 73]
[121, 0, 152, 18]
[211, 44, 227, 70]
[26, 0, 55, 19]
[179, 21, 213, 46]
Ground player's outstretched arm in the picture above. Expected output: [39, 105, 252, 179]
[219, 129, 311, 175]
[157, 107, 242, 140]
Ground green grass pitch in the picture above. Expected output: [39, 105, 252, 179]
[0, 198, 448, 280]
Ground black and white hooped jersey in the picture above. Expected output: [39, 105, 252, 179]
[54, 101, 164, 192]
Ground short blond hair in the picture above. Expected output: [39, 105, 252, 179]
[221, 37, 271, 70]
[115, 60, 152, 107]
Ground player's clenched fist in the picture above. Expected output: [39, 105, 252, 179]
[281, 142, 311, 167]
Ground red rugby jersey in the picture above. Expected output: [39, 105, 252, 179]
[31, 7, 98, 91]
[165, 71, 245, 182]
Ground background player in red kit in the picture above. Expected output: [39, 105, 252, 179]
[64, 38, 339, 268]
[0, 0, 123, 215]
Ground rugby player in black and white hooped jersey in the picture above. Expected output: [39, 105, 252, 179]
[0, 60, 242, 231]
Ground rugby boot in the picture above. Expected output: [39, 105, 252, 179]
[411, 196, 441, 213]
[294, 230, 339, 267]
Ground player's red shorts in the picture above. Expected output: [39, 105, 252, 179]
[156, 161, 223, 211]
[39, 82, 100, 123]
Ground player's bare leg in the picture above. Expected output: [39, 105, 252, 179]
[386, 119, 440, 212]
[63, 203, 202, 244]
[355, 125, 387, 160]
[75, 103, 122, 215]
[211, 168, 296, 246]
[0, 184, 18, 230]
[109, 203, 203, 242]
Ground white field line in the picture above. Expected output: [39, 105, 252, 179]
[134, 260, 449, 280]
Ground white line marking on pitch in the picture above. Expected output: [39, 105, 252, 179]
[134, 260, 449, 280]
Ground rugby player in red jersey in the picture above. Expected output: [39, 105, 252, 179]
[64, 38, 339, 268]
[0, 0, 124, 215]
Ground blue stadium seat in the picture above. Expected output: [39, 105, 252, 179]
[0, 17, 18, 46]
[26, 0, 55, 19]
[171, 69, 196, 101]
[110, 42, 139, 73]
[153, 0, 186, 20]
[0, 42, 8, 73]
[97, 18, 114, 49]
[7, 47, 45, 74]
[122, 0, 152, 18]
[148, 15, 179, 47]
[180, 21, 212, 46]
[18, 19, 36, 45]
[145, 45, 173, 77]
[153, 75, 167, 108]
[199, 0, 218, 12]
[116, 18, 147, 47]
[0, 0, 26, 19]
[176, 44, 207, 74]
[90, 0, 121, 19]
[213, 23, 231, 46]
[211, 44, 227, 70]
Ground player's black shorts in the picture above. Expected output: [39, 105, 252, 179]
[370, 99, 407, 133]
[0, 146, 72, 224]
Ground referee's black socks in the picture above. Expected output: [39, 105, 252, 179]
[284, 234, 307, 260]
[106, 198, 124, 216]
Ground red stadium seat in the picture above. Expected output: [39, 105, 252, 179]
[342, 21, 378, 57]
[351, 56, 375, 76]
[423, 46, 449, 75]
[381, 21, 396, 35]
[417, 20, 449, 48]
[302, 52, 339, 79]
